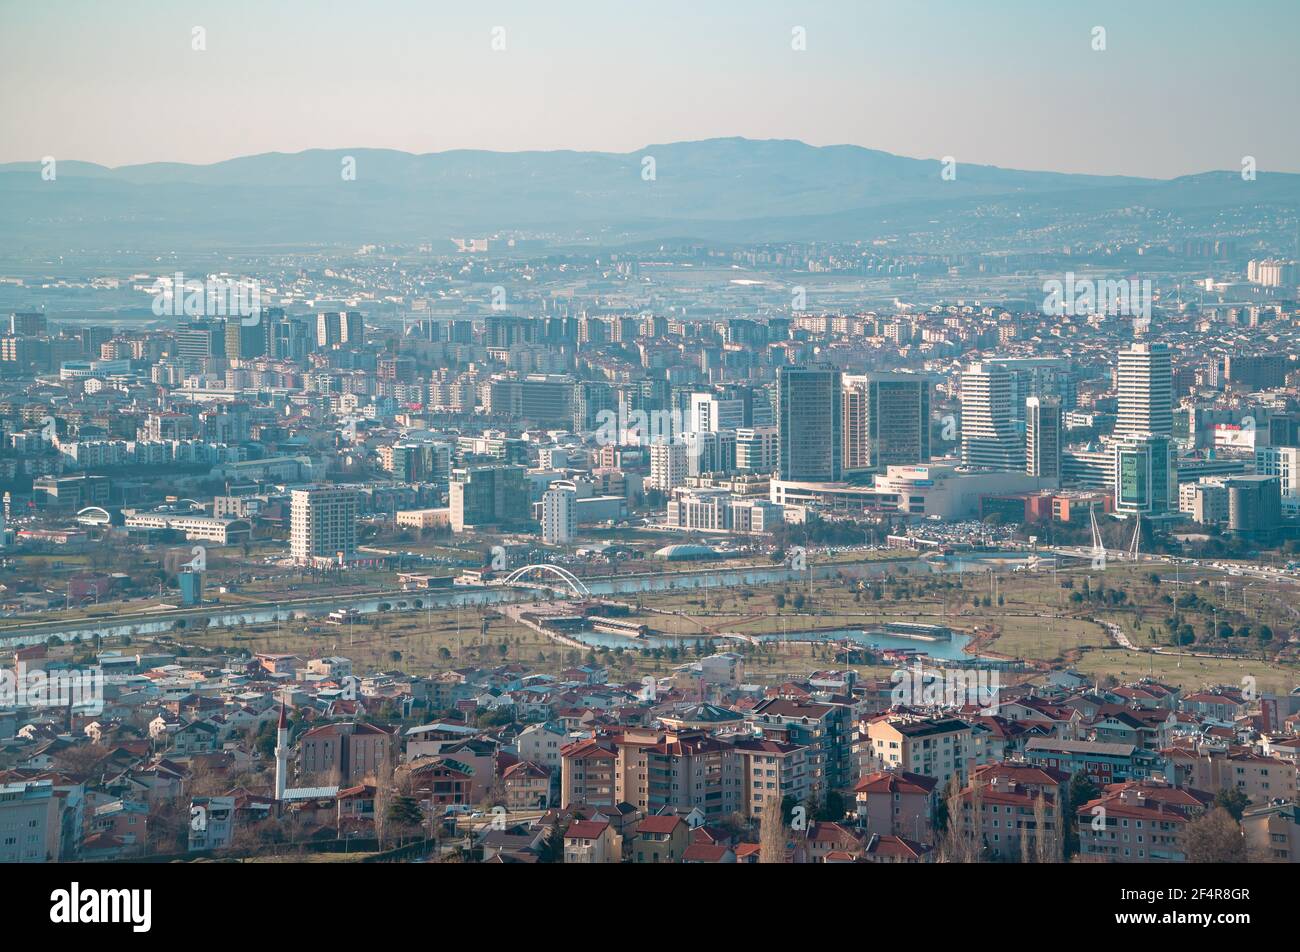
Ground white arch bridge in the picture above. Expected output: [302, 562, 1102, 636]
[500, 564, 591, 599]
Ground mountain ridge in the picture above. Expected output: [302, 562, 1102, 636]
[1, 138, 1296, 251]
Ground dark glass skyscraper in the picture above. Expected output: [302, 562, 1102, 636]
[777, 364, 842, 481]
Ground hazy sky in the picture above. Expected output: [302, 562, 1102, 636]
[3, 0, 1298, 177]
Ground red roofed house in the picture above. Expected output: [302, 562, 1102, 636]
[560, 738, 618, 808]
[501, 759, 551, 811]
[803, 821, 864, 863]
[563, 819, 620, 863]
[682, 842, 736, 863]
[862, 833, 934, 864]
[632, 814, 689, 864]
[951, 762, 1069, 862]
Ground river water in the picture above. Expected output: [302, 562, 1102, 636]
[1, 552, 1039, 648]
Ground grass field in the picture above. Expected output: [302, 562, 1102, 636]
[73, 550, 1293, 695]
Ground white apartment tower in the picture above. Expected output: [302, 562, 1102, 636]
[960, 363, 1024, 471]
[1116, 342, 1173, 438]
[648, 441, 688, 492]
[541, 486, 577, 545]
[689, 392, 744, 434]
[735, 425, 779, 474]
[290, 486, 358, 564]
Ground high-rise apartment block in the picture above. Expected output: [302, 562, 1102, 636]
[290, 487, 359, 564]
[541, 486, 576, 544]
[315, 311, 363, 349]
[648, 441, 689, 492]
[449, 464, 529, 533]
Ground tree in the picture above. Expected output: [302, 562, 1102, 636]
[940, 774, 981, 863]
[815, 790, 848, 822]
[1213, 788, 1250, 822]
[1063, 773, 1099, 859]
[1184, 807, 1247, 863]
[537, 823, 565, 863]
[1033, 791, 1061, 864]
[386, 796, 424, 841]
[759, 802, 789, 864]
[372, 744, 399, 848]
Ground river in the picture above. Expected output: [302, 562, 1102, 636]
[0, 551, 1041, 648]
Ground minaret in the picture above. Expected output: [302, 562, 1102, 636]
[274, 700, 290, 801]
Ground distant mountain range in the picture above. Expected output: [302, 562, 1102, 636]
[2, 137, 1297, 252]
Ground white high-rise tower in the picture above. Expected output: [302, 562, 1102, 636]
[960, 363, 1024, 471]
[1116, 342, 1172, 438]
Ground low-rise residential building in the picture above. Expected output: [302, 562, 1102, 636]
[1026, 737, 1163, 784]
[1243, 800, 1300, 862]
[563, 819, 620, 863]
[853, 770, 938, 842]
[631, 814, 690, 863]
[1076, 782, 1213, 863]
[733, 738, 810, 819]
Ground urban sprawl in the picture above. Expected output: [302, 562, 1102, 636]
[1, 239, 1299, 866]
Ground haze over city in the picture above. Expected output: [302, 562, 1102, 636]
[4, 0, 1300, 177]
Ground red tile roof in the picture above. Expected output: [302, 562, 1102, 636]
[565, 820, 610, 840]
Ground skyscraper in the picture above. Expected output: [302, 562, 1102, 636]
[574, 381, 616, 432]
[224, 315, 268, 360]
[842, 379, 870, 473]
[960, 363, 1024, 471]
[1025, 396, 1061, 478]
[1116, 342, 1173, 438]
[777, 365, 842, 481]
[843, 373, 931, 473]
[988, 356, 1076, 423]
[315, 311, 364, 349]
[269, 313, 309, 360]
[290, 487, 358, 564]
[174, 320, 226, 363]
